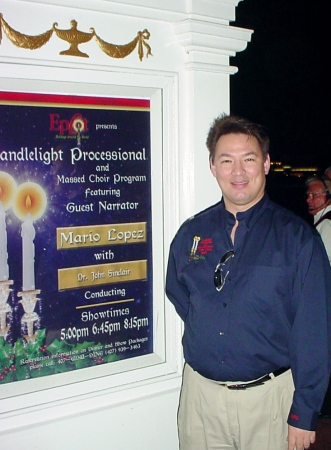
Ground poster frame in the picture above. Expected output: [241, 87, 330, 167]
[0, 70, 182, 416]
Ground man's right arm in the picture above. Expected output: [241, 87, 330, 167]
[165, 241, 190, 321]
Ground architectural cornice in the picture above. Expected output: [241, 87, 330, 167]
[19, 0, 243, 24]
[174, 18, 252, 73]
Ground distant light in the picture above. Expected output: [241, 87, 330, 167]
[270, 160, 319, 175]
[291, 167, 319, 172]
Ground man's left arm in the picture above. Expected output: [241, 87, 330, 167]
[288, 236, 331, 430]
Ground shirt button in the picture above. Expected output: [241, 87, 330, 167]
[223, 303, 227, 307]
[220, 332, 224, 336]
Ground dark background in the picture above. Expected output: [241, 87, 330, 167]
[230, 0, 328, 221]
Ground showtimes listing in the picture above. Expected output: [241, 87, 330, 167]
[0, 92, 153, 384]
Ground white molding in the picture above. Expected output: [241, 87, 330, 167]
[11, 0, 243, 24]
[174, 19, 252, 72]
[0, 374, 182, 432]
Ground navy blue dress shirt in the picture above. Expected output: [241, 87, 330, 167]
[166, 195, 331, 431]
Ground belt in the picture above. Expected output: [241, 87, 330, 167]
[218, 367, 290, 390]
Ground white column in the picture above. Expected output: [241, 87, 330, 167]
[174, 12, 252, 215]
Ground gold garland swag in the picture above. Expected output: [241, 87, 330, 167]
[0, 15, 152, 61]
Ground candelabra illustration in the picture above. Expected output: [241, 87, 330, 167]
[13, 181, 47, 342]
[71, 114, 85, 146]
[0, 171, 17, 338]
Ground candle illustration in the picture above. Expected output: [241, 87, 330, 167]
[0, 201, 9, 282]
[22, 211, 36, 291]
[13, 181, 47, 291]
[0, 171, 17, 338]
[0, 172, 17, 281]
[13, 181, 47, 341]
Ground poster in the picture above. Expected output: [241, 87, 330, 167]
[0, 91, 153, 384]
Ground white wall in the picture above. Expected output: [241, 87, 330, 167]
[0, 1, 252, 448]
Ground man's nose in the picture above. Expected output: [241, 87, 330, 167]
[232, 160, 245, 174]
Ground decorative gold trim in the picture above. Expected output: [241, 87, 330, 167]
[94, 29, 152, 61]
[53, 20, 94, 58]
[0, 14, 152, 61]
[0, 14, 53, 50]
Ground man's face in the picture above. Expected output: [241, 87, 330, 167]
[306, 180, 329, 215]
[210, 133, 270, 215]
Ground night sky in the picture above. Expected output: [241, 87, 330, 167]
[230, 0, 328, 170]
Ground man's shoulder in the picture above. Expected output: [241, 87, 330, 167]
[319, 206, 331, 221]
[323, 211, 331, 220]
[179, 201, 222, 228]
[316, 210, 331, 228]
[266, 200, 317, 240]
[268, 199, 305, 223]
[171, 201, 222, 242]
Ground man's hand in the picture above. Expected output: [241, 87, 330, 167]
[287, 425, 316, 450]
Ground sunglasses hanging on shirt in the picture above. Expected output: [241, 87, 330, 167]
[213, 250, 235, 292]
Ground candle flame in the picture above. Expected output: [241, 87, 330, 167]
[13, 181, 47, 220]
[25, 195, 32, 210]
[0, 172, 17, 210]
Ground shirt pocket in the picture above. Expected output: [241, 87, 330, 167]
[244, 265, 290, 308]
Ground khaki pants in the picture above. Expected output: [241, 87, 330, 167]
[178, 363, 294, 450]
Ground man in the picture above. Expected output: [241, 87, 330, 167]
[306, 177, 331, 264]
[166, 114, 331, 450]
[324, 166, 331, 182]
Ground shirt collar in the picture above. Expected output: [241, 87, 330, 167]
[221, 194, 270, 229]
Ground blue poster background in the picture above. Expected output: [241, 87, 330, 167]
[0, 93, 153, 383]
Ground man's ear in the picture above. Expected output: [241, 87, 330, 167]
[210, 157, 216, 177]
[264, 154, 271, 175]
